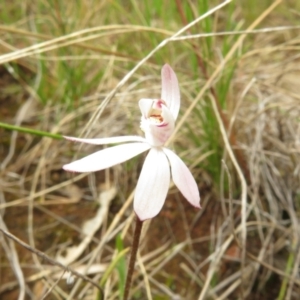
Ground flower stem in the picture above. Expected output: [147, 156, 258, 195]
[123, 217, 143, 300]
[0, 122, 62, 139]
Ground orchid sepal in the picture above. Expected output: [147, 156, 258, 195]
[163, 148, 201, 208]
[63, 142, 150, 173]
[64, 135, 147, 145]
[161, 64, 180, 121]
[134, 148, 170, 221]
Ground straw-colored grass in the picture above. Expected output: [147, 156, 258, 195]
[1, 0, 300, 299]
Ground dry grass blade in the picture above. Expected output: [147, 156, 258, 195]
[0, 217, 25, 300]
[0, 228, 104, 296]
[1, 0, 300, 298]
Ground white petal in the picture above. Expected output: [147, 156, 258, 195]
[134, 148, 170, 221]
[163, 148, 200, 208]
[63, 143, 151, 173]
[64, 135, 147, 145]
[161, 64, 180, 121]
[139, 99, 154, 118]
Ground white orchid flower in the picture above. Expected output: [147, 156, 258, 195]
[63, 64, 200, 221]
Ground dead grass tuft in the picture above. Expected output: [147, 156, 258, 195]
[1, 1, 300, 299]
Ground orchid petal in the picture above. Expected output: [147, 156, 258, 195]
[163, 148, 200, 208]
[134, 148, 170, 221]
[161, 64, 180, 121]
[139, 99, 154, 118]
[63, 142, 150, 173]
[64, 135, 147, 145]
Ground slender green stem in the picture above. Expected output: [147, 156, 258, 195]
[96, 248, 129, 300]
[0, 122, 62, 139]
[277, 243, 295, 300]
[123, 217, 143, 300]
